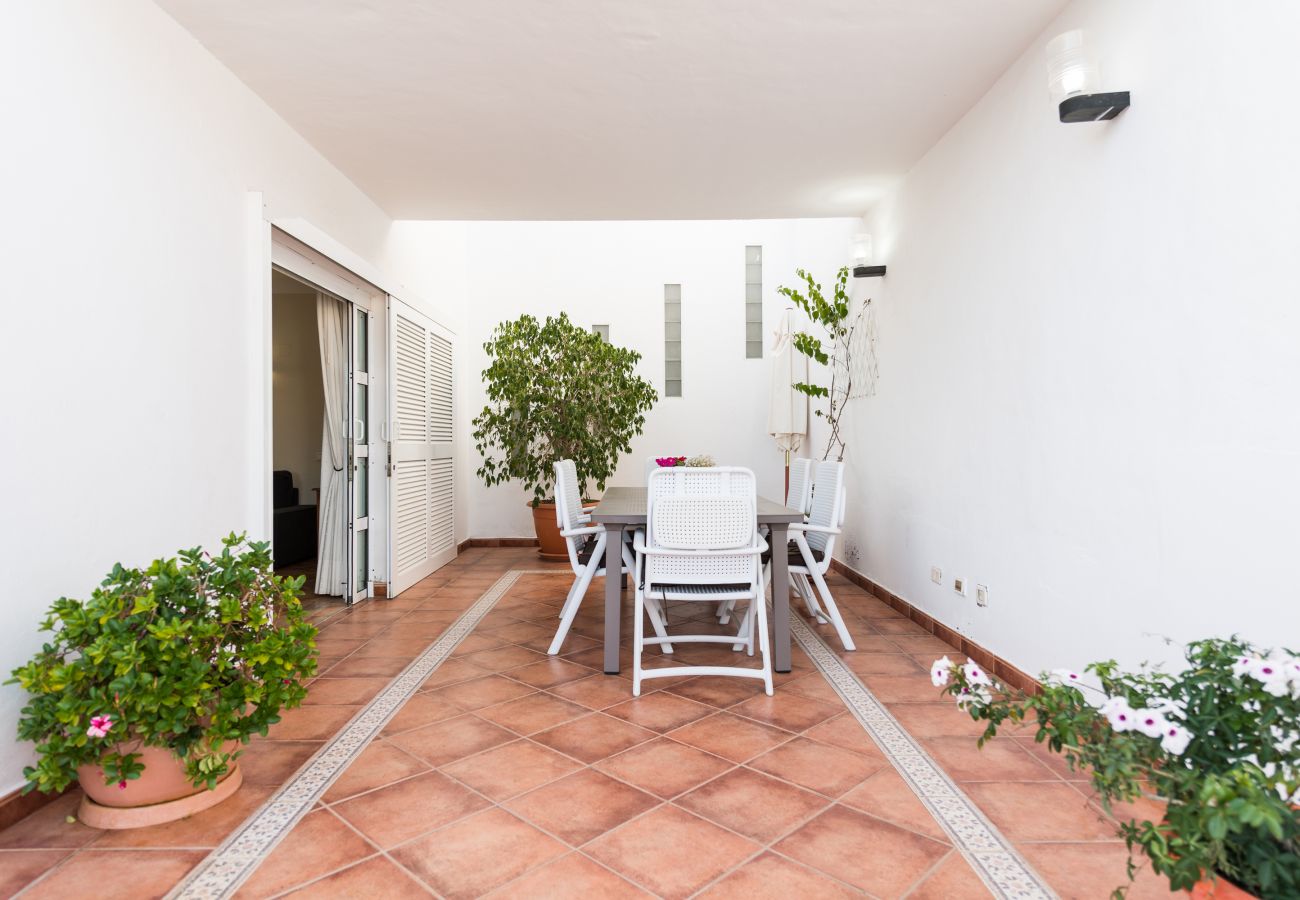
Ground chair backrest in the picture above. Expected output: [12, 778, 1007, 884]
[806, 461, 845, 556]
[553, 459, 584, 532]
[645, 457, 661, 481]
[647, 465, 753, 502]
[645, 467, 757, 586]
[786, 457, 812, 516]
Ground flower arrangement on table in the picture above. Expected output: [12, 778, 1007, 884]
[655, 454, 716, 468]
[931, 638, 1299, 898]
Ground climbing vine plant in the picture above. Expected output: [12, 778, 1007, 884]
[778, 266, 869, 461]
[472, 313, 658, 505]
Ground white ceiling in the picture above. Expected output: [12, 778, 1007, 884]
[156, 0, 1065, 220]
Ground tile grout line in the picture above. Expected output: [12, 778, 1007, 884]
[166, 568, 535, 900]
[787, 602, 1058, 900]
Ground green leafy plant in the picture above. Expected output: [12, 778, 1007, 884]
[9, 534, 317, 794]
[932, 639, 1300, 897]
[472, 313, 658, 505]
[777, 266, 866, 461]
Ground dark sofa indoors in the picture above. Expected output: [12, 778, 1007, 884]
[273, 470, 318, 568]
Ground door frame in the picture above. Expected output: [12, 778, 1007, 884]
[250, 202, 459, 601]
[265, 225, 388, 599]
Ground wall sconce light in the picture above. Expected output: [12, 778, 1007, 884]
[851, 233, 885, 278]
[1047, 30, 1129, 122]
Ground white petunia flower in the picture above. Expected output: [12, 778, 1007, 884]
[1161, 723, 1193, 756]
[1132, 708, 1168, 739]
[1248, 658, 1290, 696]
[1270, 727, 1299, 754]
[1101, 696, 1136, 732]
[962, 661, 993, 687]
[1148, 696, 1186, 716]
[931, 656, 952, 688]
[1047, 669, 1083, 690]
[1231, 654, 1256, 678]
[955, 685, 991, 709]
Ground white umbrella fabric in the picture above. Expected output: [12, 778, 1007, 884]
[767, 308, 808, 501]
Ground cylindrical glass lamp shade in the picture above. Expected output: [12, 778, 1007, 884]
[851, 233, 873, 266]
[1046, 30, 1098, 103]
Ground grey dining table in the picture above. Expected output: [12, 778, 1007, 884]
[588, 486, 805, 674]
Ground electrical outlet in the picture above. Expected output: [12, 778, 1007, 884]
[930, 566, 942, 584]
[953, 578, 966, 596]
[976, 584, 989, 607]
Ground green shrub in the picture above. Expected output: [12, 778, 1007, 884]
[9, 533, 317, 793]
[933, 638, 1300, 897]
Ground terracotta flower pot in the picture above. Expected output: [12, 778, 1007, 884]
[531, 502, 569, 561]
[76, 741, 241, 829]
[1190, 875, 1257, 899]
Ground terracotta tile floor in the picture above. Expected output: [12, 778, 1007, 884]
[0, 548, 1180, 898]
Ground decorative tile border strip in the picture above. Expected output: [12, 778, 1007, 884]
[168, 569, 536, 900]
[788, 609, 1057, 899]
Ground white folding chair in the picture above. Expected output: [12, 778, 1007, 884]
[784, 461, 855, 650]
[632, 467, 772, 696]
[548, 460, 672, 655]
[786, 457, 813, 515]
[723, 457, 813, 626]
[733, 460, 856, 652]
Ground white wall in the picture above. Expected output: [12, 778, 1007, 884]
[0, 0, 417, 795]
[271, 291, 324, 502]
[839, 0, 1300, 677]
[454, 219, 860, 538]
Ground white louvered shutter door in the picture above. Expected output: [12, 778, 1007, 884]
[389, 298, 457, 595]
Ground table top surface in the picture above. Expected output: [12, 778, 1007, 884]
[589, 485, 803, 524]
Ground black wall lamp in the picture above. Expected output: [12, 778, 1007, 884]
[851, 233, 885, 278]
[1048, 30, 1129, 122]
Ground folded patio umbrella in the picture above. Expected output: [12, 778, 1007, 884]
[767, 308, 808, 500]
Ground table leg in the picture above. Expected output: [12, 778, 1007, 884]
[769, 522, 792, 673]
[603, 523, 625, 674]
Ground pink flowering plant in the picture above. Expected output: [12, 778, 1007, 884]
[9, 534, 317, 795]
[933, 638, 1299, 897]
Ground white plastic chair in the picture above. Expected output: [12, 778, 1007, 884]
[732, 460, 855, 652]
[786, 457, 813, 516]
[632, 467, 772, 696]
[548, 460, 672, 655]
[725, 457, 813, 626]
[784, 460, 855, 650]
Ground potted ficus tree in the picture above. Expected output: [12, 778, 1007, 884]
[9, 534, 317, 828]
[932, 638, 1299, 898]
[472, 313, 657, 559]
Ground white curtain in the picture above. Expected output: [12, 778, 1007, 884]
[315, 293, 349, 597]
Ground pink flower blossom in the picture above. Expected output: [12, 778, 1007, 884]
[86, 715, 113, 739]
[118, 780, 127, 790]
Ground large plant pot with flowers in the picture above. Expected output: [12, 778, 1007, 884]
[472, 313, 658, 559]
[931, 639, 1299, 898]
[9, 534, 317, 829]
